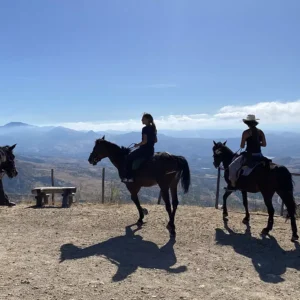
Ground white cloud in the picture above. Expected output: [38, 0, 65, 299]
[60, 100, 300, 131]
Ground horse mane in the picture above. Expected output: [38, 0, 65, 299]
[95, 139, 131, 157]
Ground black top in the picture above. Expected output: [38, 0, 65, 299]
[141, 125, 156, 148]
[246, 127, 261, 154]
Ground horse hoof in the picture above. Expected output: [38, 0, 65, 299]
[291, 234, 299, 242]
[137, 220, 144, 226]
[261, 228, 269, 235]
[242, 218, 250, 225]
[170, 231, 176, 238]
[223, 212, 228, 218]
[142, 208, 148, 215]
[166, 223, 176, 236]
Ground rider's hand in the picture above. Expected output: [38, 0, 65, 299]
[134, 143, 139, 148]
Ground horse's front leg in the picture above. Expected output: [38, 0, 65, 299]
[261, 191, 275, 235]
[241, 191, 250, 224]
[223, 191, 232, 219]
[127, 186, 146, 225]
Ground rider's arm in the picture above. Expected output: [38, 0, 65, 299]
[260, 130, 267, 147]
[240, 131, 248, 148]
[135, 134, 148, 147]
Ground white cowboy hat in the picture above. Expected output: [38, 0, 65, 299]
[242, 114, 259, 122]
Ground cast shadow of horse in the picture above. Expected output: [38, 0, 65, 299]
[60, 224, 187, 282]
[215, 220, 300, 284]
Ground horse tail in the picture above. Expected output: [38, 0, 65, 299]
[276, 166, 296, 218]
[176, 156, 191, 194]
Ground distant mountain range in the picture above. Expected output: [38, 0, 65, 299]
[1, 122, 300, 159]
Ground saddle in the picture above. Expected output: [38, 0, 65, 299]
[240, 153, 272, 177]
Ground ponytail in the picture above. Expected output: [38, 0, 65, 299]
[143, 113, 157, 134]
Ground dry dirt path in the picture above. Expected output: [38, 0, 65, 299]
[0, 203, 299, 300]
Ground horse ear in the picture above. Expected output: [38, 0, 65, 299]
[223, 140, 227, 146]
[213, 141, 217, 146]
[9, 144, 17, 151]
[102, 135, 105, 140]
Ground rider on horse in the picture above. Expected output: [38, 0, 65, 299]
[122, 113, 158, 182]
[228, 114, 267, 190]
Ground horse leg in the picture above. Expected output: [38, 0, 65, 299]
[127, 186, 145, 225]
[277, 190, 299, 242]
[222, 191, 232, 219]
[261, 190, 275, 235]
[241, 191, 250, 224]
[161, 187, 175, 237]
[170, 183, 179, 236]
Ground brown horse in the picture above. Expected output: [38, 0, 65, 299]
[212, 141, 299, 242]
[88, 136, 191, 237]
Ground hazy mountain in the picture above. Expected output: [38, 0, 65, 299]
[1, 122, 300, 159]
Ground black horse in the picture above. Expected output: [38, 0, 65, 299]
[212, 141, 298, 242]
[0, 144, 18, 206]
[88, 136, 191, 237]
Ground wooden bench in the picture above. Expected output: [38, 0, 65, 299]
[31, 187, 77, 208]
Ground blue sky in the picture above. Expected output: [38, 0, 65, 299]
[1, 0, 300, 130]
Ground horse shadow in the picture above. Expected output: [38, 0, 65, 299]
[60, 224, 187, 282]
[215, 220, 300, 283]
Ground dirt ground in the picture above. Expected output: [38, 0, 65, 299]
[0, 203, 300, 300]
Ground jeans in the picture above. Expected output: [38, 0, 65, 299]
[124, 146, 154, 178]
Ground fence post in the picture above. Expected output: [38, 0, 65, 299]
[280, 201, 284, 217]
[215, 167, 221, 209]
[51, 169, 55, 205]
[102, 168, 105, 204]
[157, 191, 162, 204]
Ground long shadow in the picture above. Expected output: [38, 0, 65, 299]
[60, 224, 187, 282]
[215, 220, 300, 283]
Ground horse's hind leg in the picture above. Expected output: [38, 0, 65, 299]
[261, 190, 275, 235]
[277, 190, 299, 242]
[170, 181, 179, 234]
[242, 191, 250, 224]
[160, 187, 175, 237]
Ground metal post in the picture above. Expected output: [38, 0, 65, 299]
[157, 191, 162, 204]
[280, 201, 284, 217]
[51, 169, 55, 205]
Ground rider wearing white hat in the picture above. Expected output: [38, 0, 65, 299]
[228, 114, 267, 190]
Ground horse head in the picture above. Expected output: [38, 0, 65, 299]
[0, 144, 18, 178]
[88, 135, 108, 165]
[212, 140, 228, 168]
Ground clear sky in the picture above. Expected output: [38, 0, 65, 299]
[1, 0, 300, 131]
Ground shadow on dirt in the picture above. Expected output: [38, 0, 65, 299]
[60, 224, 187, 282]
[215, 219, 300, 283]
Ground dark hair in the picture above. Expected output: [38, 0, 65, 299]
[243, 120, 258, 128]
[143, 113, 157, 133]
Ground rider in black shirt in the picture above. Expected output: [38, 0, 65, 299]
[122, 113, 157, 182]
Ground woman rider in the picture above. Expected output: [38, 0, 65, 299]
[122, 113, 157, 182]
[228, 114, 267, 190]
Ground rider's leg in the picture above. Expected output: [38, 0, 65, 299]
[228, 155, 245, 187]
[123, 148, 145, 181]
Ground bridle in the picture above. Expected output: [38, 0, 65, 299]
[213, 147, 242, 171]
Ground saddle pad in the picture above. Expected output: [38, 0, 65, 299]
[240, 162, 263, 177]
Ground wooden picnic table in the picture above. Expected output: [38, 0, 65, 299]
[31, 186, 77, 208]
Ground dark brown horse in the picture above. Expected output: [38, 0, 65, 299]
[88, 136, 191, 237]
[212, 141, 298, 242]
